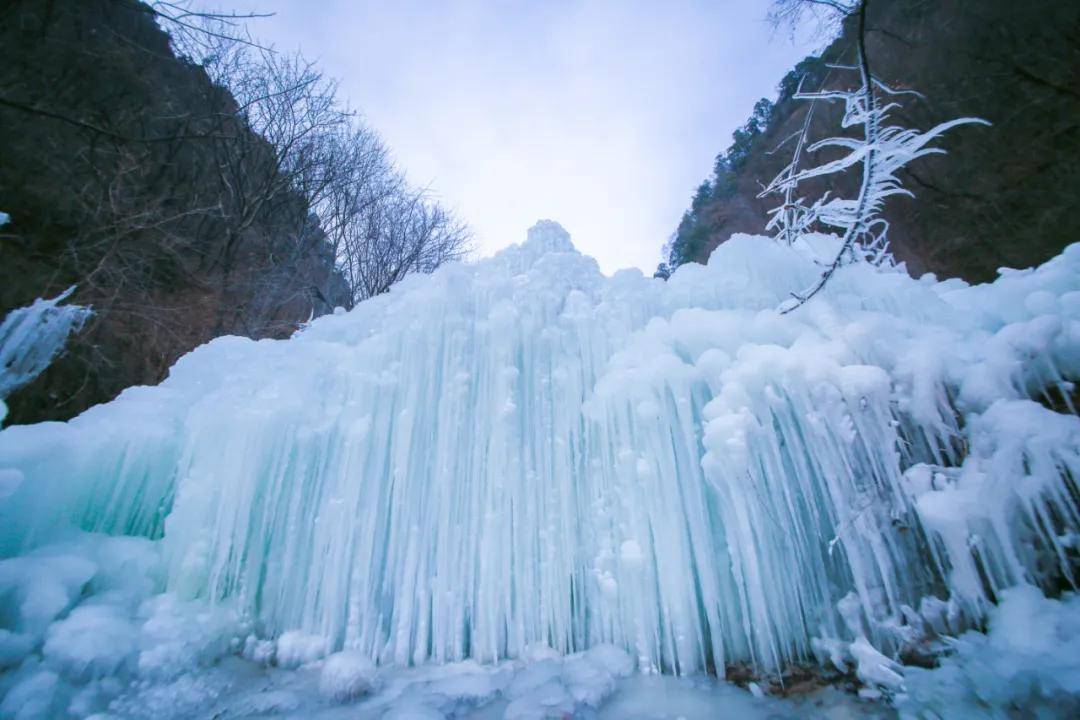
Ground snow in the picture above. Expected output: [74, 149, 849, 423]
[1, 223, 1079, 716]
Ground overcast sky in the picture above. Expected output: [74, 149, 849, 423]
[227, 0, 817, 274]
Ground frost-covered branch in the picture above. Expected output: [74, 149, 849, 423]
[761, 0, 988, 313]
[758, 88, 817, 245]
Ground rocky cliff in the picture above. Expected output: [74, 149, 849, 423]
[664, 0, 1080, 282]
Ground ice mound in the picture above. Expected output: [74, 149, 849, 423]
[524, 219, 576, 255]
[319, 650, 377, 701]
[0, 227, 1079, 717]
[0, 534, 243, 717]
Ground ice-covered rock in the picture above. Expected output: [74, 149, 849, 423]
[900, 586, 1080, 717]
[318, 650, 377, 701]
[43, 603, 139, 681]
[274, 631, 327, 669]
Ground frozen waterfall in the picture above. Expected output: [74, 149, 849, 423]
[1, 222, 1078, 690]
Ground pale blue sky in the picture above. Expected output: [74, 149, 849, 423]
[228, 0, 818, 273]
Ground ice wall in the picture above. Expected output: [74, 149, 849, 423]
[0, 222, 1077, 677]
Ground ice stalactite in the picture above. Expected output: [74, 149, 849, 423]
[0, 223, 1078, 683]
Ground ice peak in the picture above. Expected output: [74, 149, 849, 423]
[524, 220, 575, 254]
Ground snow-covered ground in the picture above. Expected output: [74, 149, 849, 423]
[1, 223, 1079, 718]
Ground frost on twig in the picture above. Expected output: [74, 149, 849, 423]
[759, 1, 988, 313]
[758, 82, 818, 246]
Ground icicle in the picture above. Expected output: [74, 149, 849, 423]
[0, 227, 1077, 680]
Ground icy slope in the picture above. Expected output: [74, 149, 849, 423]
[1, 221, 1078, 695]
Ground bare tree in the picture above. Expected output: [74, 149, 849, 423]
[197, 44, 351, 332]
[341, 186, 470, 305]
[137, 0, 272, 54]
[196, 33, 471, 318]
[0, 1, 269, 143]
[768, 0, 857, 37]
[316, 127, 400, 307]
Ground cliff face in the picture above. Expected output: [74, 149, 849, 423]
[0, 0, 347, 423]
[669, 0, 1080, 282]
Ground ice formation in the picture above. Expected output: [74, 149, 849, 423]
[0, 286, 92, 401]
[899, 584, 1080, 717]
[0, 220, 1078, 717]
